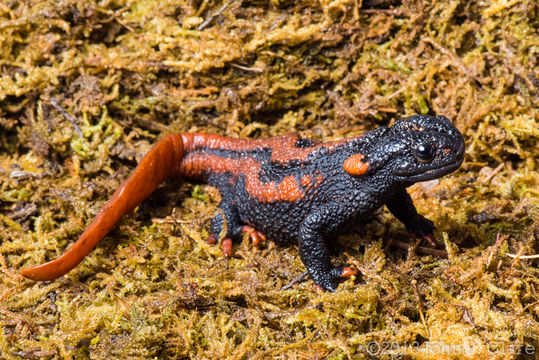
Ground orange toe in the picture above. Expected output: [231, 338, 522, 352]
[241, 225, 266, 246]
[423, 234, 437, 247]
[221, 238, 232, 257]
[340, 266, 358, 278]
[206, 235, 217, 244]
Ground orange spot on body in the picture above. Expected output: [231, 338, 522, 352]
[343, 153, 369, 176]
[315, 173, 324, 188]
[276, 175, 304, 202]
[300, 174, 312, 187]
[245, 175, 305, 203]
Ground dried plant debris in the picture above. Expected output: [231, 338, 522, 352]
[1, 0, 537, 359]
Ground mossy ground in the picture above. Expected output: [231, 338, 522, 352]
[0, 0, 537, 359]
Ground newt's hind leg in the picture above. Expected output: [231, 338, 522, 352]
[205, 194, 243, 257]
[205, 196, 266, 257]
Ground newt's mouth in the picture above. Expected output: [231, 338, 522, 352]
[395, 155, 464, 183]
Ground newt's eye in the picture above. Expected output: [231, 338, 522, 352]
[413, 143, 435, 163]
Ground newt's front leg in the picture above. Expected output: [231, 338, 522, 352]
[385, 189, 436, 246]
[299, 202, 358, 291]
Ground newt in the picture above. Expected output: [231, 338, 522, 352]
[21, 115, 465, 291]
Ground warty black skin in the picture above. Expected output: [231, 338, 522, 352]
[20, 114, 464, 289]
[192, 115, 465, 291]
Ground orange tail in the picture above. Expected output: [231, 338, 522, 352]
[20, 133, 186, 281]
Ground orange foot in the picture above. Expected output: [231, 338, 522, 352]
[241, 225, 266, 246]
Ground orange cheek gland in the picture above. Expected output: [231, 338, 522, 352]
[343, 153, 369, 176]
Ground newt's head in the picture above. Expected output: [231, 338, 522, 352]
[387, 115, 465, 184]
[346, 115, 465, 185]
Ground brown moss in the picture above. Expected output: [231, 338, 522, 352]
[1, 0, 538, 359]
